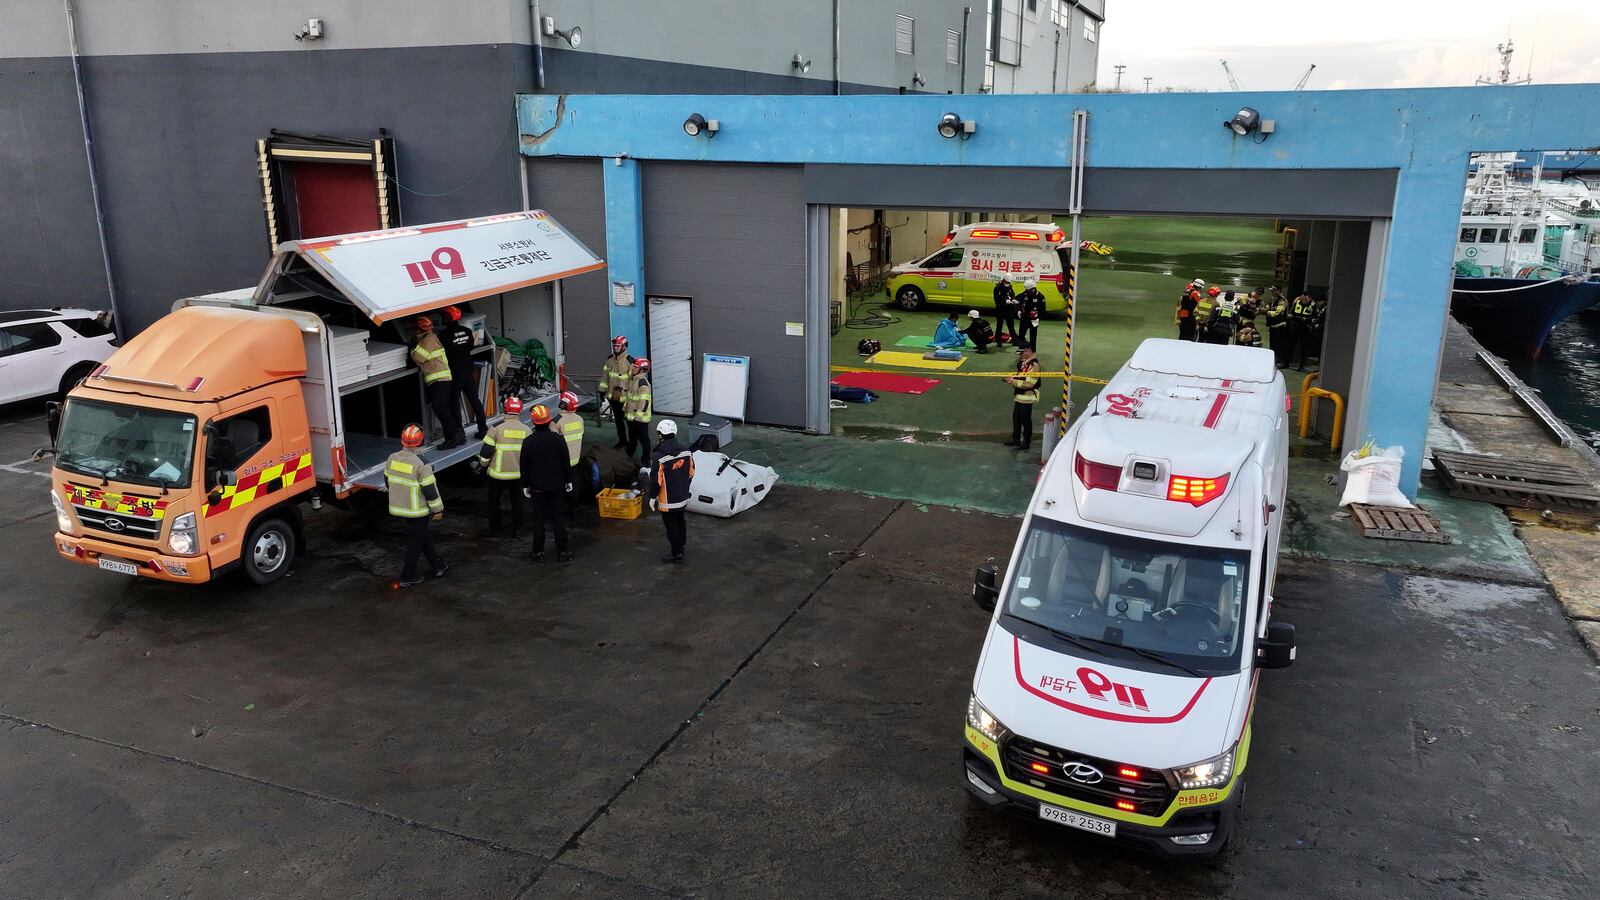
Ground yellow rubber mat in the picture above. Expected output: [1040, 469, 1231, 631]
[867, 350, 967, 370]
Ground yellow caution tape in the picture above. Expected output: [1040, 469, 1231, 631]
[830, 365, 1107, 385]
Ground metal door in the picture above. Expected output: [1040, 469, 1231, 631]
[647, 296, 694, 416]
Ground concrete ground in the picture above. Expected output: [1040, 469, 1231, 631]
[3, 400, 1599, 898]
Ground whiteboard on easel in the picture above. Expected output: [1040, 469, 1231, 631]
[699, 354, 750, 421]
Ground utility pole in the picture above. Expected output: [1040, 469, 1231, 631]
[1142, 76, 1152, 93]
[1112, 64, 1126, 91]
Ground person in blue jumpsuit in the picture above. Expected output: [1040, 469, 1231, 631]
[930, 313, 969, 351]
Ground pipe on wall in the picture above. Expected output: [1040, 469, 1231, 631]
[959, 5, 971, 94]
[832, 0, 841, 95]
[530, 0, 545, 90]
[63, 0, 122, 339]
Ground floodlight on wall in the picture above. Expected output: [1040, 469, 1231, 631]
[792, 53, 812, 74]
[541, 16, 582, 47]
[912, 72, 928, 88]
[937, 112, 975, 139]
[683, 113, 720, 138]
[1224, 106, 1261, 136]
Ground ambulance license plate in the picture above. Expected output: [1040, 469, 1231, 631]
[98, 558, 139, 577]
[1038, 803, 1117, 837]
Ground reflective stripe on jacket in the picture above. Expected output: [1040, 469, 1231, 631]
[1012, 360, 1041, 404]
[556, 411, 584, 466]
[411, 333, 452, 384]
[478, 421, 529, 480]
[650, 439, 695, 511]
[386, 450, 443, 517]
[599, 352, 633, 398]
[1290, 297, 1316, 320]
[625, 375, 653, 423]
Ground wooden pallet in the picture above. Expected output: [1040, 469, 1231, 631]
[1349, 503, 1452, 543]
[1430, 450, 1600, 516]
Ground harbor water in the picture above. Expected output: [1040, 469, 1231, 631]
[1501, 311, 1600, 452]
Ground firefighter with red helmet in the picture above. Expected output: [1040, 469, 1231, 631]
[623, 357, 654, 465]
[556, 390, 585, 513]
[385, 424, 446, 588]
[476, 396, 528, 538]
[597, 335, 634, 449]
[409, 315, 465, 448]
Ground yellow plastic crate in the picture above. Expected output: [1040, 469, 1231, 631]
[597, 488, 644, 520]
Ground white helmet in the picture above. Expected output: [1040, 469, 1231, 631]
[656, 419, 678, 436]
[1194, 278, 1207, 287]
[1023, 277, 1038, 288]
[967, 309, 980, 319]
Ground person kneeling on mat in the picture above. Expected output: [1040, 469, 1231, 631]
[930, 312, 970, 351]
[961, 309, 995, 354]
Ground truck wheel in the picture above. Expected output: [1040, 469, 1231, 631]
[58, 363, 96, 399]
[242, 517, 296, 585]
[895, 285, 926, 311]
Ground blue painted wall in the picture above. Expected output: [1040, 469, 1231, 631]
[517, 85, 1600, 492]
[601, 158, 647, 354]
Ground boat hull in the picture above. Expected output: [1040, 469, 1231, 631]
[1450, 276, 1600, 358]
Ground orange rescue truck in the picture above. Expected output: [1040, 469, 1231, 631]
[47, 212, 602, 585]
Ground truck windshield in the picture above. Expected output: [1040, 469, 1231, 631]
[1002, 518, 1250, 676]
[56, 399, 197, 490]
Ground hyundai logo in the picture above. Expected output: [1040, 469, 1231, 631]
[1062, 762, 1104, 784]
[103, 517, 126, 533]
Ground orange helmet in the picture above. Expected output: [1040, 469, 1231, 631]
[503, 396, 524, 414]
[559, 390, 579, 411]
[414, 315, 434, 332]
[632, 357, 650, 373]
[529, 404, 553, 425]
[445, 306, 463, 321]
[400, 424, 425, 448]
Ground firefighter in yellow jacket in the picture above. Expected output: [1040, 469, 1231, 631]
[623, 358, 653, 465]
[557, 390, 586, 513]
[386, 424, 446, 588]
[477, 396, 529, 538]
[597, 335, 634, 449]
[410, 315, 465, 448]
[1002, 343, 1042, 452]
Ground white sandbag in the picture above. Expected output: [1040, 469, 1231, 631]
[686, 451, 779, 518]
[1339, 445, 1413, 509]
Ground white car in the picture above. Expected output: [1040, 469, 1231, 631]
[0, 308, 118, 404]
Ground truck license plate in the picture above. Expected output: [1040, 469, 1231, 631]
[1038, 803, 1117, 837]
[98, 558, 139, 577]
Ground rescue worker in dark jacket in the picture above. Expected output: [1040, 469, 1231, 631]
[1286, 293, 1318, 369]
[961, 310, 996, 353]
[440, 306, 488, 436]
[1264, 289, 1291, 367]
[1176, 283, 1200, 342]
[519, 404, 573, 563]
[386, 424, 446, 588]
[648, 419, 695, 564]
[476, 396, 528, 538]
[993, 278, 1019, 344]
[410, 315, 465, 448]
[1017, 278, 1047, 349]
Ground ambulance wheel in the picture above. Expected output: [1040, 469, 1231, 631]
[242, 516, 296, 585]
[895, 285, 926, 311]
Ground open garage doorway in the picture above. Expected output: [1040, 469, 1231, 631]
[827, 208, 1313, 452]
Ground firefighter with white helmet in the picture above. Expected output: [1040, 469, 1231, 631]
[476, 396, 528, 538]
[648, 418, 694, 563]
[1017, 277, 1047, 349]
[623, 357, 654, 465]
[385, 423, 446, 587]
[598, 335, 633, 449]
[556, 390, 585, 513]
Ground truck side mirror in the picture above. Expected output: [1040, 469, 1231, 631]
[1256, 621, 1296, 669]
[219, 470, 237, 488]
[973, 563, 999, 613]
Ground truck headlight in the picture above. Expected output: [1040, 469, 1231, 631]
[51, 491, 76, 534]
[967, 694, 1011, 743]
[1170, 745, 1236, 790]
[167, 512, 199, 556]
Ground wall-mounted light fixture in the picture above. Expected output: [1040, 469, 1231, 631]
[1224, 106, 1261, 136]
[912, 72, 928, 89]
[293, 18, 324, 41]
[541, 16, 582, 47]
[791, 53, 811, 74]
[937, 112, 976, 139]
[683, 113, 720, 138]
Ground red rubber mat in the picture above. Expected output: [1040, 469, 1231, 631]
[829, 371, 942, 395]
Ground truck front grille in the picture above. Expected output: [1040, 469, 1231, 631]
[1002, 736, 1174, 817]
[75, 507, 162, 539]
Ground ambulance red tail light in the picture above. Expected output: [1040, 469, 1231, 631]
[1047, 228, 1065, 243]
[1167, 474, 1230, 506]
[970, 229, 1003, 239]
[1006, 230, 1041, 241]
[1074, 453, 1121, 492]
[941, 230, 955, 245]
[1054, 271, 1066, 289]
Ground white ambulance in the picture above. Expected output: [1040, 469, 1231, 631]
[963, 338, 1297, 859]
[884, 221, 1069, 313]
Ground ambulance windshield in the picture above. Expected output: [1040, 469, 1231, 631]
[1002, 519, 1250, 675]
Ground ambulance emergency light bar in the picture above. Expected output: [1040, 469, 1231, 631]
[942, 227, 1067, 245]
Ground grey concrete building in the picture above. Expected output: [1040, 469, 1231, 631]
[3, 1, 1087, 332]
[984, 0, 1104, 94]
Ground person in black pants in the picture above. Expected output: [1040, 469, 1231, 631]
[519, 404, 574, 563]
[961, 310, 996, 353]
[1003, 344, 1042, 451]
[648, 419, 695, 563]
[1017, 277, 1047, 350]
[440, 306, 487, 437]
[993, 278, 1019, 344]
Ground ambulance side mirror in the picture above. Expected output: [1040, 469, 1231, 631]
[973, 563, 999, 613]
[1257, 621, 1296, 669]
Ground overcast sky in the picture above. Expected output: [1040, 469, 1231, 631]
[1096, 2, 1600, 92]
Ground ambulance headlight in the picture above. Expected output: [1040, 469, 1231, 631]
[967, 694, 1011, 743]
[51, 490, 76, 534]
[1170, 745, 1236, 789]
[167, 512, 199, 556]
